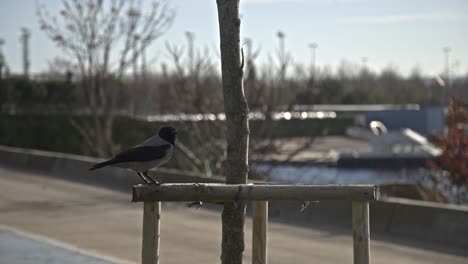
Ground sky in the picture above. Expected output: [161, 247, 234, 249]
[0, 0, 467, 77]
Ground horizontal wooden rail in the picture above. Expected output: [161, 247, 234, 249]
[132, 183, 379, 202]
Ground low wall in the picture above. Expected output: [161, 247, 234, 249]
[0, 145, 225, 193]
[0, 145, 467, 253]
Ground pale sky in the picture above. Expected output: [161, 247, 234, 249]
[0, 0, 467, 76]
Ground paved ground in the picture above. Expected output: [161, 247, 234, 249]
[0, 228, 115, 264]
[0, 166, 467, 264]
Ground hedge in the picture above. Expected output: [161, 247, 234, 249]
[0, 114, 353, 157]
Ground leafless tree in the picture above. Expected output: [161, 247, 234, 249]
[217, 1, 249, 264]
[162, 32, 225, 176]
[43, 57, 77, 81]
[37, 0, 175, 156]
[164, 32, 222, 113]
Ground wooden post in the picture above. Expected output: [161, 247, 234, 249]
[352, 201, 370, 264]
[252, 201, 268, 264]
[142, 202, 161, 264]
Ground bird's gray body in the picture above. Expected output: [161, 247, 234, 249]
[110, 135, 174, 172]
[89, 126, 177, 184]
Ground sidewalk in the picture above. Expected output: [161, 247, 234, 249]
[0, 227, 118, 264]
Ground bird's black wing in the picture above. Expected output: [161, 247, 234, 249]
[113, 144, 172, 163]
[89, 144, 171, 170]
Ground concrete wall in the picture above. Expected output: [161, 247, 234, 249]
[1, 145, 467, 252]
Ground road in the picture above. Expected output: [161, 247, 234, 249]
[0, 166, 466, 264]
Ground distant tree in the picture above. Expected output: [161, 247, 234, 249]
[45, 57, 76, 81]
[404, 67, 426, 104]
[427, 97, 468, 203]
[317, 78, 344, 104]
[377, 66, 402, 103]
[164, 32, 222, 113]
[37, 0, 175, 156]
[451, 73, 468, 103]
[163, 32, 225, 176]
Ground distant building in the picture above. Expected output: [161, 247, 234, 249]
[286, 104, 444, 136]
[364, 107, 443, 135]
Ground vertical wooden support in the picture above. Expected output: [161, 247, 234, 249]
[352, 201, 370, 264]
[252, 201, 268, 264]
[142, 202, 161, 264]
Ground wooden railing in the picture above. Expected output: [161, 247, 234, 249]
[132, 183, 379, 264]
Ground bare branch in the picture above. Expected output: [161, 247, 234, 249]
[38, 0, 175, 156]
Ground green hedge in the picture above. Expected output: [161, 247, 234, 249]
[0, 114, 353, 156]
[0, 114, 84, 154]
[0, 76, 83, 111]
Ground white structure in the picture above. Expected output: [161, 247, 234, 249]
[347, 121, 441, 158]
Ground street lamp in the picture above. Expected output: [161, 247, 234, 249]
[0, 39, 4, 79]
[308, 42, 318, 76]
[277, 30, 285, 56]
[20, 28, 31, 77]
[442, 46, 451, 108]
[276, 31, 287, 80]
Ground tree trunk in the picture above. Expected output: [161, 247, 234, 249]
[216, 1, 250, 264]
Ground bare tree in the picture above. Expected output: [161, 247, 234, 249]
[163, 33, 225, 176]
[37, 0, 175, 156]
[216, 1, 249, 264]
[45, 57, 77, 81]
[164, 32, 222, 113]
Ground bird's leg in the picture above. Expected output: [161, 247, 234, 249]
[137, 172, 152, 184]
[144, 171, 160, 185]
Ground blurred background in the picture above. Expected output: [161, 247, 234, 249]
[0, 0, 467, 263]
[1, 0, 467, 203]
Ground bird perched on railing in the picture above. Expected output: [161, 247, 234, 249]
[89, 126, 177, 185]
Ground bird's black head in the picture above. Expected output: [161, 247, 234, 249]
[159, 126, 177, 145]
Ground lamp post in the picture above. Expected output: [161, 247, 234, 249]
[309, 42, 318, 78]
[277, 31, 286, 81]
[20, 28, 30, 77]
[442, 46, 451, 108]
[0, 39, 4, 80]
[185, 31, 195, 71]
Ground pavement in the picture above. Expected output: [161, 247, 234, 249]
[0, 228, 116, 264]
[0, 166, 467, 264]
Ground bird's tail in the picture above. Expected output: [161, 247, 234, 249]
[89, 160, 115, 170]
